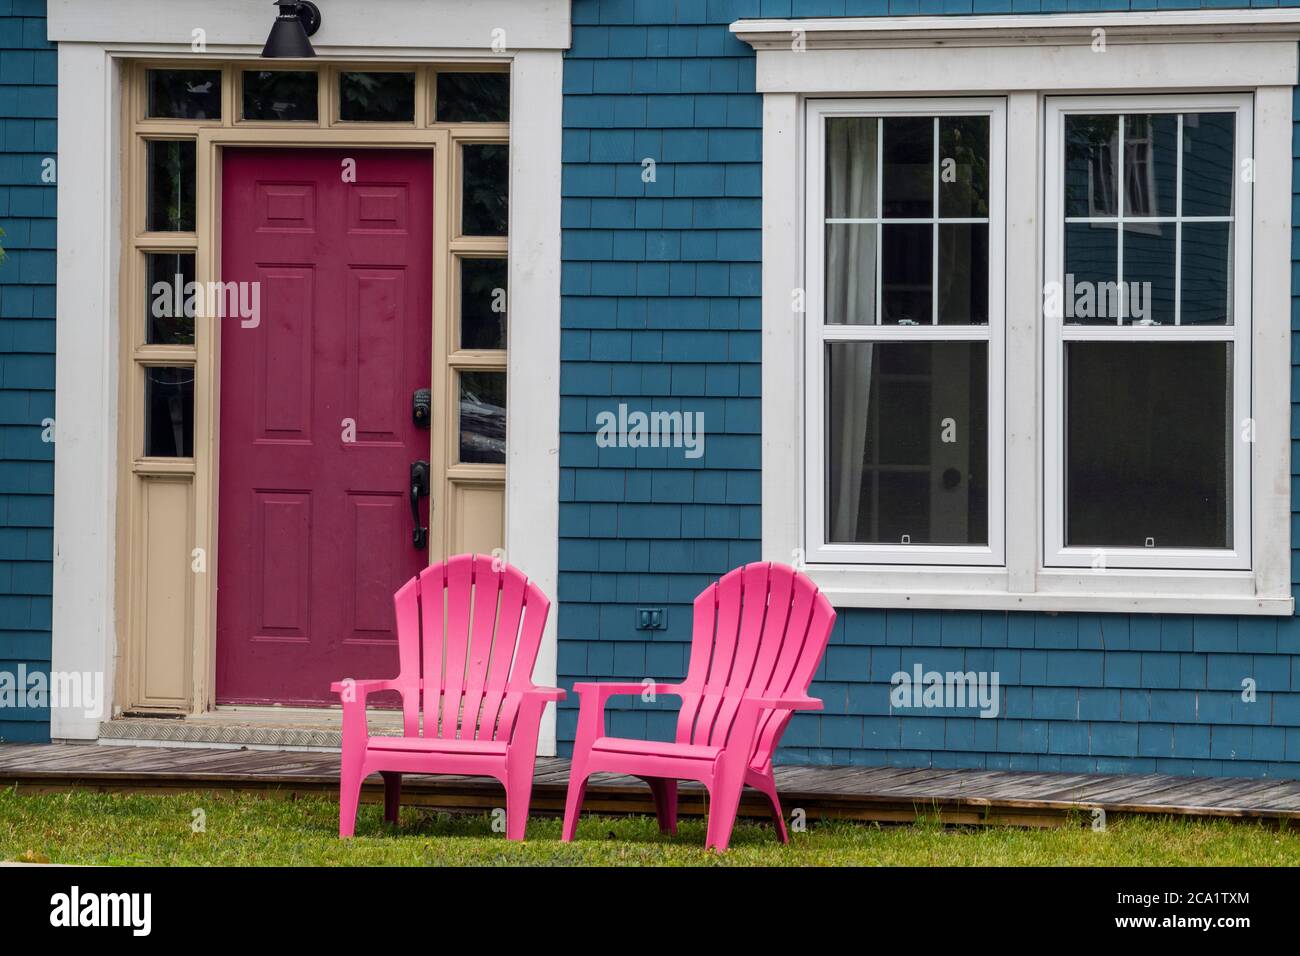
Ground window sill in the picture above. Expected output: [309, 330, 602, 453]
[801, 565, 1295, 616]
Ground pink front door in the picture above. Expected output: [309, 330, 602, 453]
[216, 148, 433, 706]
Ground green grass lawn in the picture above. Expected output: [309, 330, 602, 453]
[1, 787, 1298, 866]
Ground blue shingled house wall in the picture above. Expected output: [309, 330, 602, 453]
[0, 0, 53, 744]
[556, 0, 1300, 778]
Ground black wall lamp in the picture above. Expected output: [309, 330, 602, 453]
[262, 1, 322, 58]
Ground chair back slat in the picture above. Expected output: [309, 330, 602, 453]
[392, 554, 550, 743]
[392, 576, 423, 736]
[436, 556, 476, 737]
[675, 563, 835, 762]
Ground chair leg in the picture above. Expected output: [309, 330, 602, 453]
[638, 776, 678, 835]
[705, 766, 746, 853]
[561, 769, 591, 842]
[505, 758, 537, 841]
[338, 763, 365, 838]
[381, 772, 402, 826]
[751, 772, 789, 844]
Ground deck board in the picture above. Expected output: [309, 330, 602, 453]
[0, 744, 1296, 825]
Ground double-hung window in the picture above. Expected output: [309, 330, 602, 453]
[1044, 95, 1252, 571]
[805, 99, 1006, 566]
[750, 13, 1294, 614]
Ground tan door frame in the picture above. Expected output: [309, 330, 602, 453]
[192, 128, 451, 715]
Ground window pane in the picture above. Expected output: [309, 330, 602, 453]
[826, 341, 988, 545]
[825, 223, 877, 325]
[1065, 342, 1230, 549]
[459, 371, 506, 464]
[147, 69, 221, 120]
[1063, 222, 1118, 324]
[243, 70, 318, 121]
[1181, 221, 1232, 325]
[1122, 113, 1177, 218]
[146, 141, 196, 232]
[436, 72, 510, 123]
[938, 223, 988, 325]
[1182, 112, 1235, 217]
[825, 117, 878, 220]
[461, 258, 507, 350]
[1065, 114, 1117, 218]
[881, 223, 931, 324]
[338, 72, 416, 122]
[938, 115, 989, 218]
[145, 367, 195, 457]
[882, 117, 932, 219]
[1122, 222, 1175, 325]
[146, 253, 196, 345]
[462, 144, 509, 236]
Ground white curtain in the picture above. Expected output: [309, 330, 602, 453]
[825, 119, 878, 542]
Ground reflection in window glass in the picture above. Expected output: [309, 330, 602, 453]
[826, 341, 988, 545]
[147, 140, 197, 232]
[459, 371, 506, 464]
[462, 144, 509, 236]
[437, 72, 510, 122]
[338, 72, 416, 122]
[147, 70, 222, 120]
[1062, 112, 1234, 326]
[938, 115, 989, 218]
[460, 258, 507, 350]
[144, 367, 195, 457]
[1066, 342, 1230, 549]
[1065, 114, 1118, 218]
[243, 70, 318, 121]
[145, 253, 196, 345]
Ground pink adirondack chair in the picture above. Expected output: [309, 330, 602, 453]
[562, 562, 835, 851]
[333, 554, 564, 840]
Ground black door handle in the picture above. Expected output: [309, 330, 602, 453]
[410, 460, 430, 549]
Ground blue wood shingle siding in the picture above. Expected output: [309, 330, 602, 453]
[558, 0, 1300, 777]
[0, 0, 53, 744]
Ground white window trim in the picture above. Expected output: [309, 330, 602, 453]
[1043, 93, 1252, 572]
[49, 2, 568, 742]
[738, 11, 1296, 615]
[804, 97, 1006, 567]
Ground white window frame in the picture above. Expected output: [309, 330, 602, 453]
[736, 11, 1296, 615]
[804, 97, 1006, 567]
[1043, 94, 1253, 572]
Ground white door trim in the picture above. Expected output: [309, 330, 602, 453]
[51, 21, 567, 750]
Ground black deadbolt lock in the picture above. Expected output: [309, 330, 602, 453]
[412, 388, 432, 429]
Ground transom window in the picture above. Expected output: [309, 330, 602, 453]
[805, 99, 1006, 567]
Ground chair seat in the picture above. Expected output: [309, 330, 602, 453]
[366, 735, 508, 757]
[591, 736, 722, 762]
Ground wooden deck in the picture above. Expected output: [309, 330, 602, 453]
[1, 743, 1297, 827]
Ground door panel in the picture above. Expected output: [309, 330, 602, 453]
[216, 148, 433, 706]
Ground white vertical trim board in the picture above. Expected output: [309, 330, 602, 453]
[505, 50, 564, 755]
[745, 17, 1294, 615]
[51, 45, 121, 740]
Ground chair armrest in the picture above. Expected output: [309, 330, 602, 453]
[522, 685, 567, 702]
[573, 681, 680, 705]
[329, 678, 401, 704]
[745, 696, 824, 712]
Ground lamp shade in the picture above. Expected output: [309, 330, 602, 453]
[262, 2, 320, 59]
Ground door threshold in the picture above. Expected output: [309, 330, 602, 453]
[98, 706, 405, 752]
